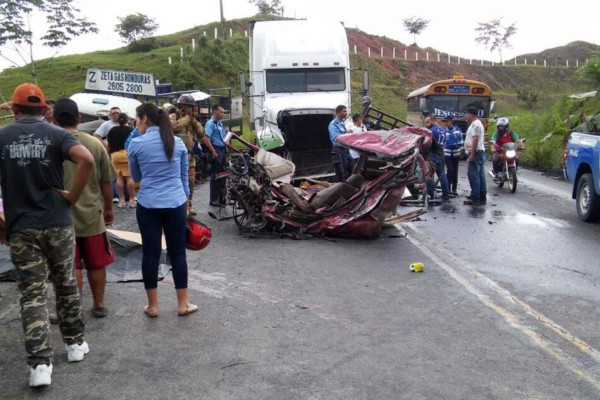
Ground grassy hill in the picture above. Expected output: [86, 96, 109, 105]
[1, 15, 598, 173]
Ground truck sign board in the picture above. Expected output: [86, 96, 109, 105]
[85, 68, 156, 97]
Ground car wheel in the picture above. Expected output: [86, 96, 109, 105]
[576, 173, 600, 222]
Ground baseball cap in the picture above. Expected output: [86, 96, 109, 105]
[12, 83, 46, 107]
[53, 97, 79, 118]
[441, 115, 453, 121]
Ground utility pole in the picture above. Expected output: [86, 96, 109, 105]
[220, 0, 225, 22]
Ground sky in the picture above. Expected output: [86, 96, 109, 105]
[1, 0, 599, 72]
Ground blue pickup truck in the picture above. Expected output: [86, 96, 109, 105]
[564, 126, 600, 222]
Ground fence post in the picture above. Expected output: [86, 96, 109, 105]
[229, 28, 233, 37]
[416, 52, 418, 61]
[245, 30, 247, 37]
[381, 46, 384, 57]
[576, 60, 579, 68]
[354, 44, 357, 54]
[566, 59, 570, 68]
[524, 58, 527, 65]
[203, 31, 206, 36]
[469, 59, 472, 65]
[514, 58, 517, 65]
[544, 59, 547, 67]
[180, 47, 183, 62]
[168, 57, 172, 65]
[426, 52, 429, 61]
[368, 47, 371, 58]
[458, 56, 460, 64]
[214, 28, 218, 39]
[404, 49, 407, 60]
[393, 48, 396, 59]
[534, 59, 537, 66]
[447, 54, 450, 63]
[192, 38, 195, 52]
[437, 53, 440, 62]
[481, 59, 483, 66]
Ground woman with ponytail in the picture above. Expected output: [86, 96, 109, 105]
[127, 103, 198, 317]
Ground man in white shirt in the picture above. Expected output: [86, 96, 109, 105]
[94, 107, 120, 147]
[463, 106, 487, 205]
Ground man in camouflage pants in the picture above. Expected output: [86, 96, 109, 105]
[0, 83, 94, 387]
[173, 94, 217, 215]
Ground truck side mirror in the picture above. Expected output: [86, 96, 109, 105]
[419, 98, 427, 112]
[490, 100, 496, 113]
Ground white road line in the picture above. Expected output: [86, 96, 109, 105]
[401, 222, 600, 391]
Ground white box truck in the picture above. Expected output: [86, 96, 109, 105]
[245, 20, 361, 176]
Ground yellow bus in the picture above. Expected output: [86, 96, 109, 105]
[406, 75, 495, 133]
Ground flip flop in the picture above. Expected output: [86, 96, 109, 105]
[177, 303, 198, 317]
[144, 306, 159, 318]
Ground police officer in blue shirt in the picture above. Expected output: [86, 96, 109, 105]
[424, 116, 450, 202]
[205, 104, 228, 206]
[328, 105, 353, 182]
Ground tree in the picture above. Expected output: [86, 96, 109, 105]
[0, 0, 98, 82]
[116, 13, 159, 52]
[577, 55, 600, 85]
[474, 18, 517, 63]
[248, 0, 283, 16]
[402, 17, 430, 46]
[516, 87, 539, 113]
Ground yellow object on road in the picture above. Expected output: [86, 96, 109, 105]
[410, 262, 424, 272]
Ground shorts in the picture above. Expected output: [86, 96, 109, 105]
[74, 232, 115, 270]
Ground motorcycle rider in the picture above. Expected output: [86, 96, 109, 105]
[172, 94, 217, 215]
[490, 117, 521, 179]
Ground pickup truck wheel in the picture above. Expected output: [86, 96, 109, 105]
[576, 173, 600, 222]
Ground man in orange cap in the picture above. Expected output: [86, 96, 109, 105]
[0, 83, 94, 387]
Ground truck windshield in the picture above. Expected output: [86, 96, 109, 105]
[266, 68, 346, 93]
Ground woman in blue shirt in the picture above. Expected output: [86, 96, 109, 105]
[127, 103, 197, 317]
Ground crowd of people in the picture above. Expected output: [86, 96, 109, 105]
[328, 104, 520, 207]
[0, 83, 230, 387]
[0, 83, 521, 388]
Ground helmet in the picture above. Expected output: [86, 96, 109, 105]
[497, 117, 509, 132]
[186, 217, 212, 251]
[177, 94, 196, 107]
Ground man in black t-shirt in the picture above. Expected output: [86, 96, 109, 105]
[0, 83, 94, 388]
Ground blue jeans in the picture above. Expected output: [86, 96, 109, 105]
[209, 147, 226, 203]
[332, 147, 354, 182]
[426, 153, 449, 200]
[136, 202, 188, 290]
[467, 150, 487, 201]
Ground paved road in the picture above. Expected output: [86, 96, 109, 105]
[0, 164, 599, 399]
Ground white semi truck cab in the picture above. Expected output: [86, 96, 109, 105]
[245, 20, 359, 176]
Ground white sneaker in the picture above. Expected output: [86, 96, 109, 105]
[66, 341, 89, 362]
[29, 364, 52, 387]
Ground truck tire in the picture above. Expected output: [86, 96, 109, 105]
[576, 173, 600, 222]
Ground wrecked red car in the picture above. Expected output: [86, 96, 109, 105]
[216, 127, 431, 238]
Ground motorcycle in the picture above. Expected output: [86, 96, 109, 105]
[214, 128, 432, 239]
[489, 139, 526, 193]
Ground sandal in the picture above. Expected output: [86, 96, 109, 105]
[177, 303, 198, 317]
[144, 305, 159, 318]
[117, 202, 126, 208]
[91, 307, 108, 318]
[128, 201, 136, 208]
